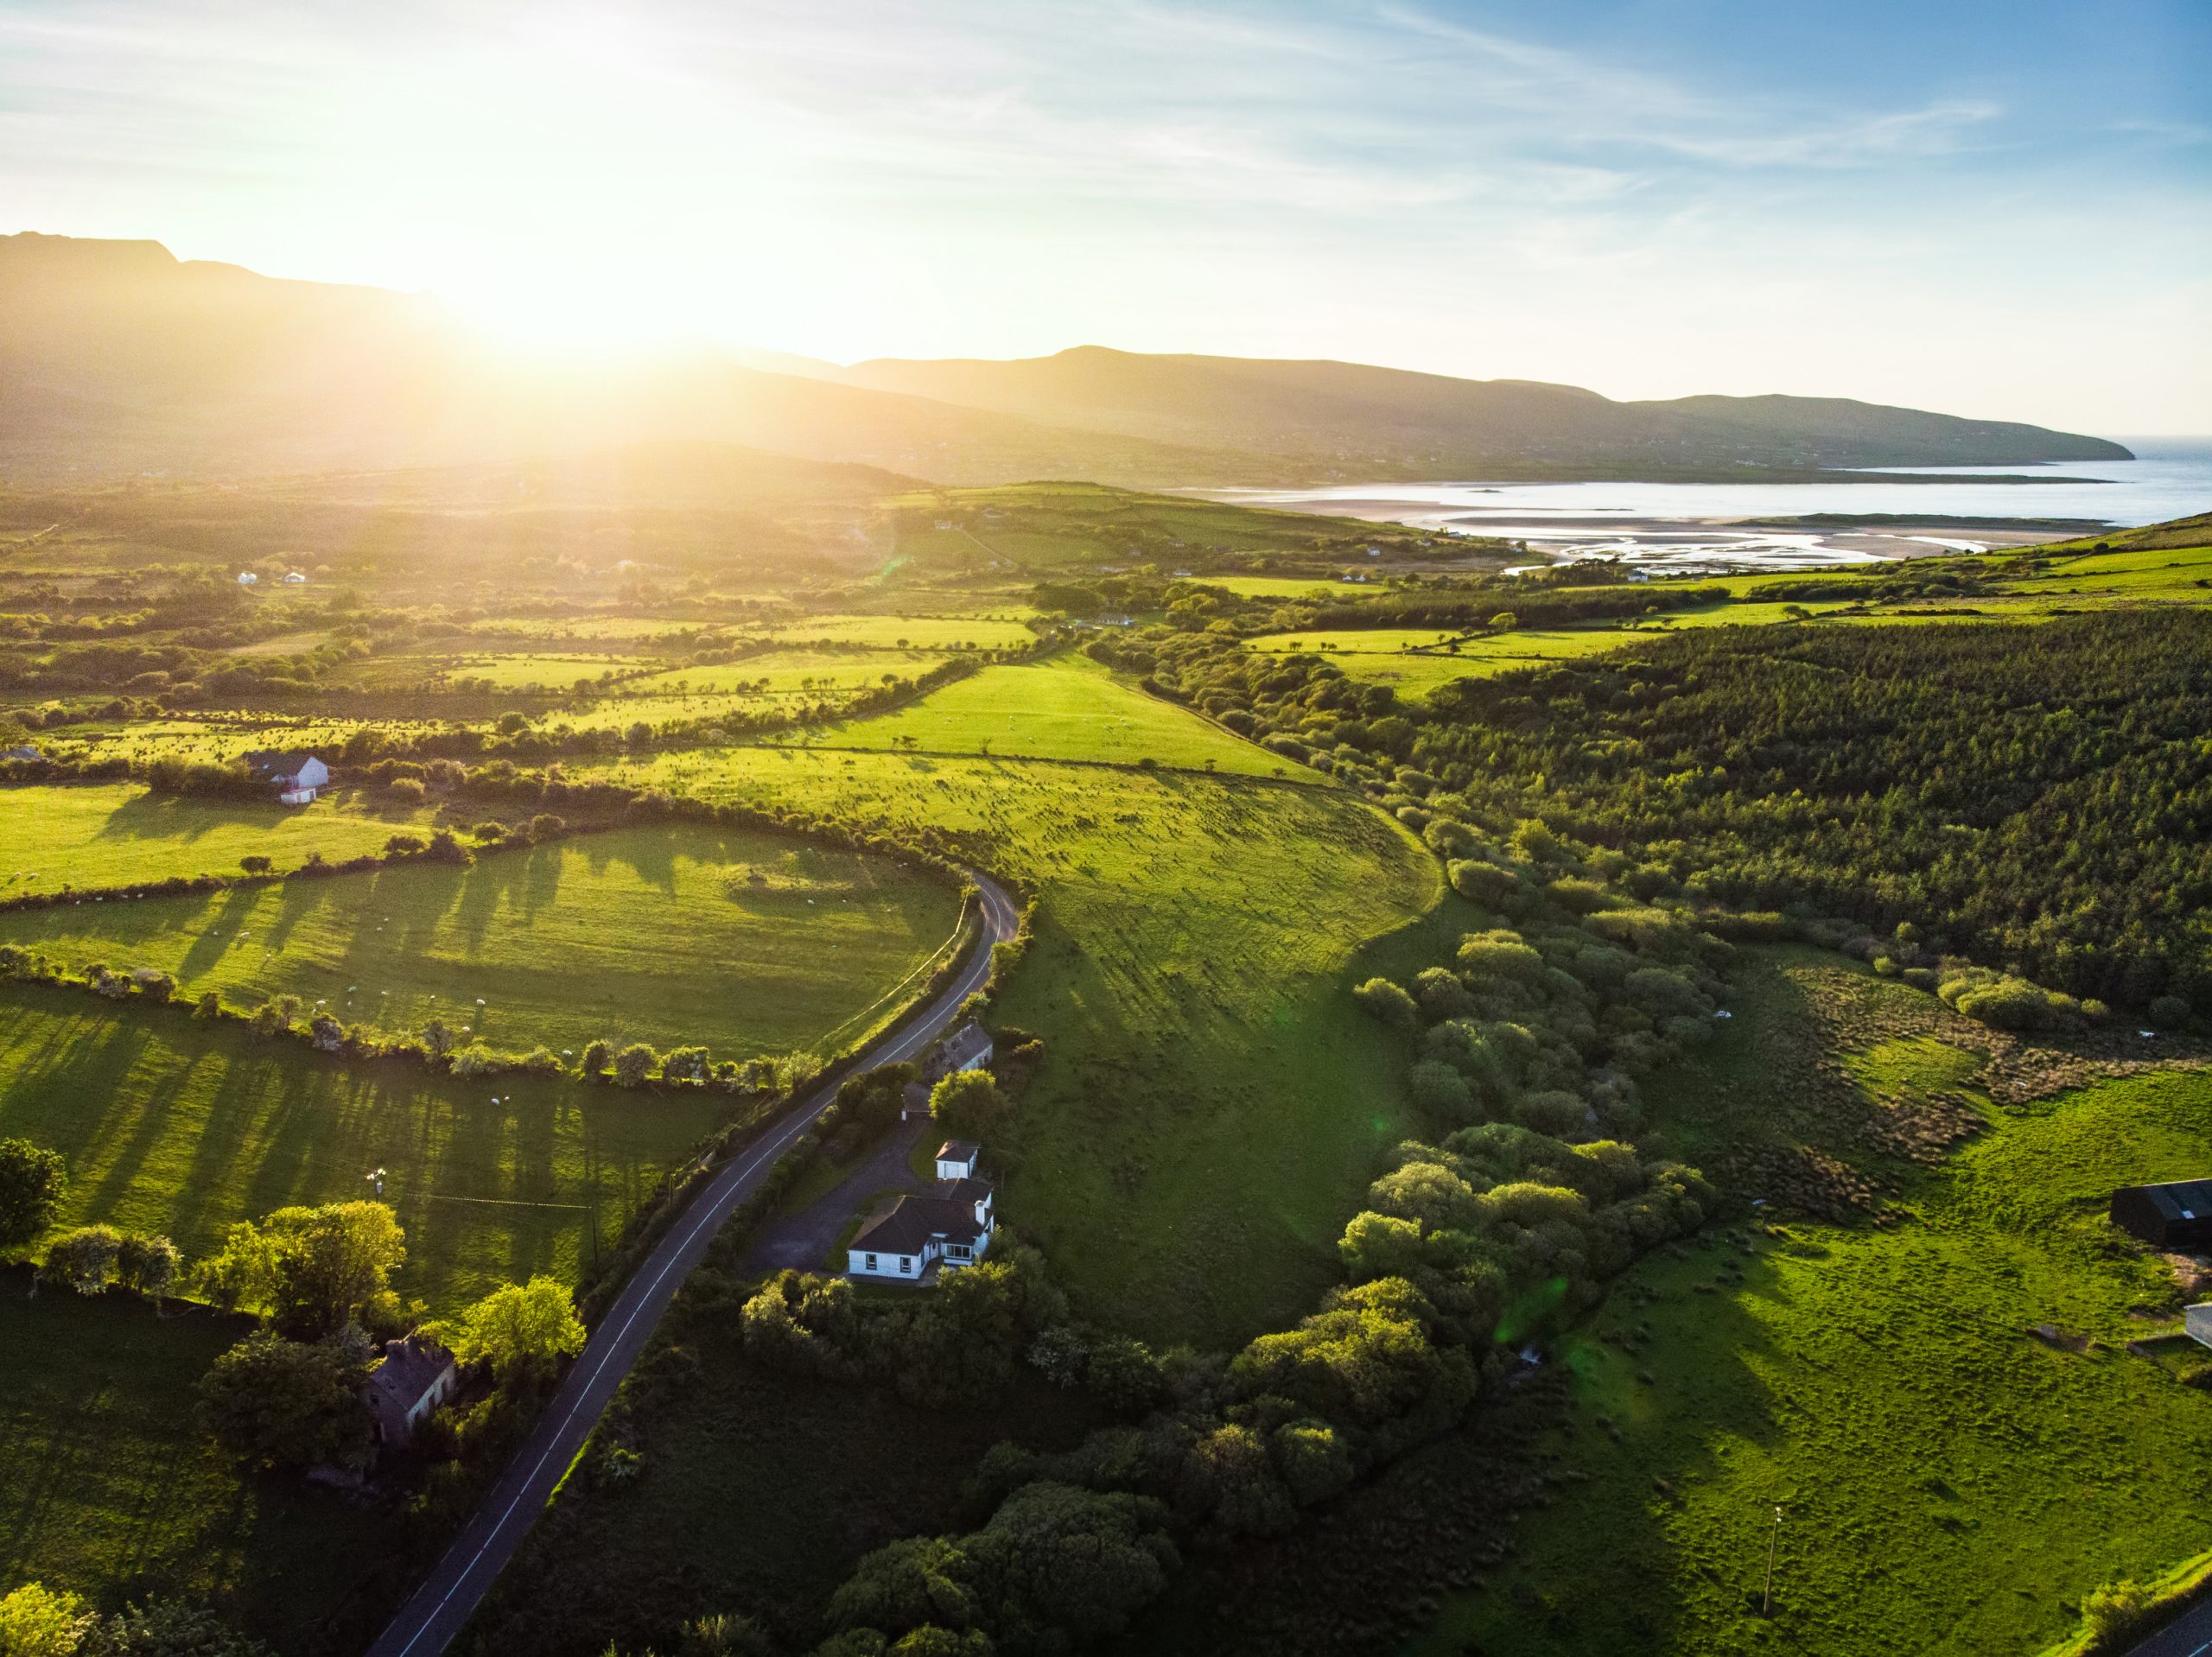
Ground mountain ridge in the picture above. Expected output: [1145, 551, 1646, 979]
[0, 232, 2131, 487]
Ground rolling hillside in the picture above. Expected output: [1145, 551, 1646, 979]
[831, 345, 2132, 473]
[0, 233, 2128, 488]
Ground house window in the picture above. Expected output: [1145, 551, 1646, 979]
[899, 1256, 912, 1274]
[864, 1254, 878, 1273]
[949, 1245, 969, 1260]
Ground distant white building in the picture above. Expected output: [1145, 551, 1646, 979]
[244, 749, 331, 805]
[237, 571, 258, 585]
[283, 570, 308, 584]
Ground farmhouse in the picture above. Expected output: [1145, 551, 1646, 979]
[236, 570, 258, 585]
[283, 570, 307, 583]
[925, 1021, 994, 1082]
[362, 1334, 457, 1449]
[848, 1147, 995, 1281]
[2109, 1178, 2212, 1249]
[243, 748, 331, 805]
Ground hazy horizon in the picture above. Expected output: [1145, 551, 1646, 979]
[4, 1, 2207, 436]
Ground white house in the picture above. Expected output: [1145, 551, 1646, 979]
[361, 1334, 457, 1449]
[283, 570, 308, 584]
[243, 749, 331, 805]
[236, 571, 259, 586]
[847, 1157, 995, 1281]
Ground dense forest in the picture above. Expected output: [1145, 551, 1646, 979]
[1109, 610, 2212, 1013]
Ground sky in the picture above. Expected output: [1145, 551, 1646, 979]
[3, 0, 2208, 433]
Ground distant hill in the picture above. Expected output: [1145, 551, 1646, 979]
[0, 233, 2132, 487]
[831, 345, 2133, 473]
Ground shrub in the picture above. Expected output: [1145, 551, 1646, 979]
[42, 1224, 124, 1294]
[931, 1070, 1006, 1138]
[1408, 1060, 1475, 1121]
[2150, 994, 2193, 1030]
[1351, 977, 1419, 1029]
[1512, 1089, 1589, 1137]
[0, 1138, 67, 1250]
[613, 1043, 659, 1088]
[580, 1038, 613, 1078]
[385, 777, 427, 803]
[115, 1232, 182, 1297]
[1446, 859, 1518, 906]
[0, 1583, 92, 1657]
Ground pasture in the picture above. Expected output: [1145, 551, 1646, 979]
[1, 783, 435, 891]
[0, 982, 722, 1309]
[1418, 955, 2212, 1657]
[578, 743, 1445, 1344]
[0, 824, 963, 1063]
[0, 1282, 388, 1653]
[791, 652, 1289, 777]
[752, 613, 1039, 650]
[621, 647, 952, 696]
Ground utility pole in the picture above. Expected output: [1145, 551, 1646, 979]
[1764, 1505, 1783, 1618]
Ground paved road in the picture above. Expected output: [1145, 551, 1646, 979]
[2130, 1593, 2212, 1657]
[364, 872, 1020, 1657]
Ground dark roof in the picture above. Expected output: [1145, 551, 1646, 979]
[938, 1139, 981, 1163]
[2123, 1180, 2212, 1222]
[931, 1176, 992, 1205]
[938, 1024, 994, 1069]
[241, 748, 318, 774]
[365, 1335, 454, 1409]
[902, 1082, 931, 1112]
[854, 1191, 987, 1256]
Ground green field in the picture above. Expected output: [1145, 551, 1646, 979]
[1, 784, 435, 891]
[0, 983, 721, 1309]
[1417, 955, 2212, 1657]
[786, 652, 1292, 778]
[753, 613, 1039, 649]
[1205, 575, 1376, 599]
[0, 824, 963, 1063]
[622, 647, 951, 696]
[0, 1282, 390, 1654]
[580, 743, 1444, 1344]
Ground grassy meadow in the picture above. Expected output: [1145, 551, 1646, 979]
[0, 1281, 392, 1655]
[1414, 955, 2212, 1657]
[581, 741, 1444, 1344]
[790, 652, 1290, 777]
[0, 824, 963, 1062]
[0, 981, 723, 1310]
[2, 783, 437, 891]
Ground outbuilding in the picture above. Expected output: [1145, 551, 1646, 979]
[925, 1022, 994, 1082]
[2109, 1179, 2212, 1249]
[2187, 1305, 2212, 1350]
[362, 1334, 458, 1449]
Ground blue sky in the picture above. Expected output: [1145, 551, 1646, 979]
[3, 0, 2206, 430]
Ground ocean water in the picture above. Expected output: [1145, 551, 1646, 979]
[1212, 437, 2212, 570]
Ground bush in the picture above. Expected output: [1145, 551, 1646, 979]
[2149, 994, 2193, 1030]
[1408, 1060, 1475, 1121]
[385, 777, 427, 804]
[613, 1043, 659, 1089]
[0, 1138, 67, 1250]
[1351, 977, 1419, 1029]
[931, 1070, 1005, 1138]
[42, 1224, 124, 1294]
[197, 1330, 371, 1470]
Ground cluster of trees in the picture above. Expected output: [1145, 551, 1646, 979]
[188, 1200, 586, 1471]
[1109, 608, 2209, 1016]
[0, 1137, 67, 1254]
[0, 1585, 271, 1657]
[740, 1241, 1068, 1412]
[803, 858, 1717, 1654]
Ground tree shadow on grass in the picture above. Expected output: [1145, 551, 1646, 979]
[95, 791, 289, 848]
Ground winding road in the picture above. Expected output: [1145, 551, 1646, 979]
[364, 871, 1020, 1657]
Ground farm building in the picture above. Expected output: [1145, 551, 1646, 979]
[243, 749, 331, 805]
[2188, 1305, 2212, 1350]
[847, 1152, 995, 1281]
[2108, 1179, 2212, 1249]
[925, 1022, 994, 1082]
[362, 1334, 457, 1449]
[236, 570, 258, 585]
[283, 570, 308, 583]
